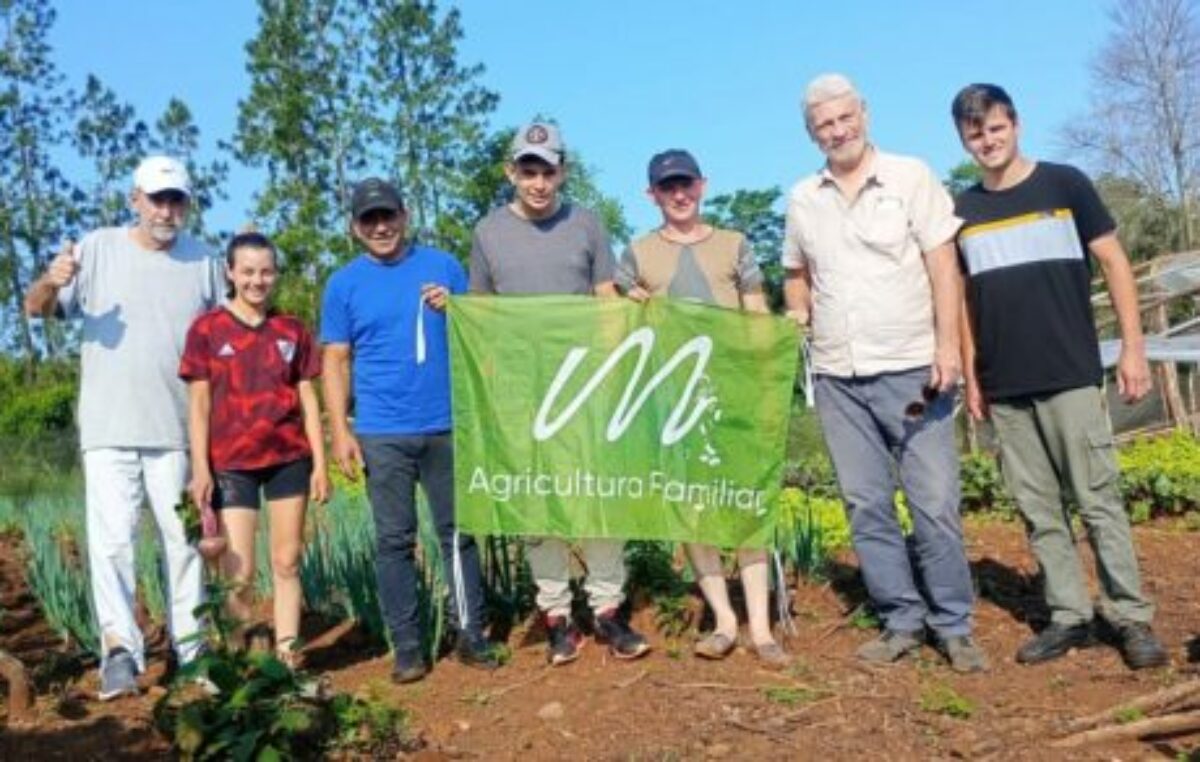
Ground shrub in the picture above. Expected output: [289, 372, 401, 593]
[1118, 431, 1200, 518]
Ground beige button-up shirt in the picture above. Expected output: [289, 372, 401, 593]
[782, 149, 961, 378]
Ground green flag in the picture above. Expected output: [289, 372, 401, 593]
[448, 295, 799, 548]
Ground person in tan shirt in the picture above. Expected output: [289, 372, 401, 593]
[617, 148, 790, 666]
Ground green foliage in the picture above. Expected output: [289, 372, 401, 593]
[1113, 705, 1146, 724]
[17, 497, 97, 652]
[774, 489, 848, 580]
[704, 187, 785, 310]
[848, 607, 880, 630]
[1118, 432, 1200, 517]
[959, 451, 1013, 514]
[624, 541, 693, 637]
[919, 683, 974, 720]
[761, 684, 824, 707]
[154, 582, 410, 761]
[943, 161, 983, 197]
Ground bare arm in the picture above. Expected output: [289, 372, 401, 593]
[959, 285, 987, 420]
[783, 267, 812, 325]
[186, 380, 214, 511]
[321, 343, 363, 479]
[24, 244, 78, 317]
[742, 290, 769, 315]
[298, 379, 329, 503]
[923, 240, 962, 392]
[1090, 232, 1151, 402]
[593, 280, 619, 298]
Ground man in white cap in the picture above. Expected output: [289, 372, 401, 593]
[25, 155, 224, 699]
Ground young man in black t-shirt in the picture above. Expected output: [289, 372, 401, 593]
[950, 83, 1168, 670]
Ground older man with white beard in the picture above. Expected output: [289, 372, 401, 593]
[782, 75, 985, 672]
[25, 156, 223, 700]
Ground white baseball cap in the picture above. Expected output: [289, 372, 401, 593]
[133, 155, 192, 196]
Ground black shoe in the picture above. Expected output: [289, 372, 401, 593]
[1016, 622, 1093, 665]
[593, 608, 650, 660]
[545, 615, 583, 666]
[456, 632, 501, 671]
[1117, 622, 1169, 670]
[390, 649, 427, 684]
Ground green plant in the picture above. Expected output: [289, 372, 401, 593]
[847, 606, 879, 631]
[624, 541, 695, 636]
[1118, 432, 1200, 517]
[761, 684, 823, 707]
[919, 684, 974, 720]
[959, 451, 1012, 514]
[154, 581, 411, 760]
[1113, 706, 1146, 724]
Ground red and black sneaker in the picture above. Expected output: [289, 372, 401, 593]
[545, 614, 584, 666]
[594, 608, 651, 660]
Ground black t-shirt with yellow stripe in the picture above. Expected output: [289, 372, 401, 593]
[954, 162, 1115, 400]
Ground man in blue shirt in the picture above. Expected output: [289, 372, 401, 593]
[321, 178, 497, 682]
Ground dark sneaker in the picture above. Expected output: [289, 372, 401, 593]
[390, 649, 427, 684]
[1016, 622, 1093, 665]
[456, 632, 501, 670]
[545, 615, 584, 666]
[1117, 622, 1169, 670]
[856, 629, 924, 664]
[98, 647, 140, 701]
[593, 609, 650, 660]
[938, 635, 989, 673]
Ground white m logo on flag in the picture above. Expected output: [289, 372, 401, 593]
[532, 327, 716, 445]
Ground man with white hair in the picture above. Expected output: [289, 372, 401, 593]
[25, 156, 223, 699]
[782, 74, 985, 671]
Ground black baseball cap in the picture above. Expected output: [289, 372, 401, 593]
[350, 177, 404, 219]
[648, 149, 702, 185]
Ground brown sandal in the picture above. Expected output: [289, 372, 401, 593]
[754, 641, 794, 668]
[694, 632, 737, 660]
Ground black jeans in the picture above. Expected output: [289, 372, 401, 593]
[360, 433, 486, 654]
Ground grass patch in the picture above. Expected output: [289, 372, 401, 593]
[919, 684, 974, 720]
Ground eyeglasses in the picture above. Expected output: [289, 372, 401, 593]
[904, 385, 938, 418]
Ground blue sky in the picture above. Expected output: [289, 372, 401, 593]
[51, 1, 1113, 237]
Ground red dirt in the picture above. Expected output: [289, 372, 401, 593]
[2, 519, 1199, 760]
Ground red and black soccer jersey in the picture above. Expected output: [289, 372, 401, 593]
[179, 307, 320, 471]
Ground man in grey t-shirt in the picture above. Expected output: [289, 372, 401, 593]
[25, 156, 223, 700]
[469, 121, 649, 666]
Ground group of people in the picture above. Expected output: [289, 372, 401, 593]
[22, 72, 1168, 701]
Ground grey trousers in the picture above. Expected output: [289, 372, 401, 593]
[991, 386, 1154, 626]
[815, 368, 975, 637]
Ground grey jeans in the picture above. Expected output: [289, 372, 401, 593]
[991, 386, 1153, 626]
[815, 367, 975, 637]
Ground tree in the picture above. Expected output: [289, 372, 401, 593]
[703, 187, 785, 310]
[234, 0, 367, 323]
[944, 161, 983, 197]
[361, 0, 498, 254]
[1094, 174, 1181, 262]
[71, 74, 151, 229]
[1063, 0, 1200, 249]
[0, 0, 79, 370]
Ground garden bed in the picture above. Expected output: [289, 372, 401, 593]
[2, 518, 1198, 759]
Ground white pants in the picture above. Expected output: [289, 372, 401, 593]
[84, 448, 204, 671]
[526, 537, 626, 618]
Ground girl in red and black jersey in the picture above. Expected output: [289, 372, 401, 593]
[179, 232, 328, 667]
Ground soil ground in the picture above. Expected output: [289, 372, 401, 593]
[1, 518, 1198, 760]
